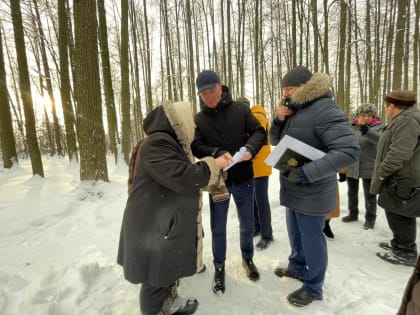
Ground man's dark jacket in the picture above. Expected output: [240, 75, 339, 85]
[269, 73, 360, 215]
[191, 85, 266, 186]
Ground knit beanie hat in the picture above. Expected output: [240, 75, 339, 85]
[384, 90, 417, 107]
[356, 103, 378, 117]
[281, 65, 312, 87]
[196, 70, 220, 93]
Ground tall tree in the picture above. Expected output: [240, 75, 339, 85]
[392, 0, 408, 89]
[32, 0, 63, 156]
[97, 0, 119, 161]
[58, 0, 78, 162]
[73, 0, 108, 181]
[185, 0, 197, 110]
[311, 0, 319, 72]
[120, 0, 131, 163]
[10, 0, 44, 177]
[0, 26, 17, 168]
[413, 0, 419, 92]
[336, 0, 348, 110]
[142, 0, 153, 109]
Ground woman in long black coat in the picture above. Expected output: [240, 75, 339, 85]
[117, 100, 227, 315]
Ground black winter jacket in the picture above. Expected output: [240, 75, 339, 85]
[191, 85, 266, 186]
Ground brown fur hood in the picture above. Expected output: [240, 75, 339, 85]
[289, 72, 333, 106]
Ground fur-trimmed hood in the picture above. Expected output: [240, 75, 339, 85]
[289, 72, 333, 106]
[143, 100, 195, 162]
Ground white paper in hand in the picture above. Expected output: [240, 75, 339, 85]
[223, 147, 247, 171]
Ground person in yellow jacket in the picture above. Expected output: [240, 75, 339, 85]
[250, 101, 274, 250]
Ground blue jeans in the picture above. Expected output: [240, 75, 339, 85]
[254, 176, 273, 239]
[210, 179, 254, 263]
[286, 208, 327, 299]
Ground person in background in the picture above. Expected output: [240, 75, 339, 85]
[117, 101, 229, 315]
[341, 103, 385, 229]
[191, 70, 266, 295]
[270, 65, 360, 307]
[371, 90, 420, 267]
[250, 101, 274, 250]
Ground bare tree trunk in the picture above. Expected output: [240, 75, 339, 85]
[32, 0, 63, 156]
[344, 1, 352, 114]
[413, 0, 419, 93]
[403, 2, 410, 89]
[322, 0, 330, 73]
[185, 0, 197, 110]
[58, 0, 78, 162]
[0, 26, 17, 168]
[98, 0, 119, 162]
[336, 0, 347, 110]
[142, 0, 153, 108]
[73, 0, 108, 181]
[120, 0, 131, 164]
[366, 0, 374, 103]
[392, 0, 408, 90]
[311, 0, 319, 72]
[10, 0, 44, 177]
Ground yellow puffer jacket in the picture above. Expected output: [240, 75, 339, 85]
[251, 104, 272, 178]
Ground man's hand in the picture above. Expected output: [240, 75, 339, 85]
[276, 102, 294, 121]
[215, 155, 230, 169]
[240, 150, 252, 162]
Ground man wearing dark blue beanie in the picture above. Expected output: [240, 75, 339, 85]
[269, 66, 360, 307]
[192, 70, 266, 295]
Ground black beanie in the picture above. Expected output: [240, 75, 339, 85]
[281, 65, 312, 87]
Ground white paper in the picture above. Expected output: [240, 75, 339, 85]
[265, 135, 326, 167]
[223, 147, 247, 171]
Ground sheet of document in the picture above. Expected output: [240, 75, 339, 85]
[265, 135, 326, 167]
[223, 147, 247, 171]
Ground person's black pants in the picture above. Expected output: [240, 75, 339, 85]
[347, 177, 377, 220]
[384, 210, 417, 253]
[253, 176, 273, 239]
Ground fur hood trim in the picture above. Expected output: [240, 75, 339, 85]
[162, 100, 195, 162]
[290, 72, 333, 106]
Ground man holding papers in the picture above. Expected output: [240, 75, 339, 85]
[269, 65, 360, 307]
[191, 70, 266, 295]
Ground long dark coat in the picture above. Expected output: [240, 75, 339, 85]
[117, 101, 220, 287]
[269, 73, 360, 215]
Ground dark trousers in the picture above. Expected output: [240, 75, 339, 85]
[385, 210, 417, 254]
[253, 176, 273, 239]
[286, 208, 327, 299]
[139, 283, 168, 315]
[210, 179, 254, 263]
[347, 177, 377, 220]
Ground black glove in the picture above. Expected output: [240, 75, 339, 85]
[359, 124, 369, 135]
[281, 166, 309, 184]
[338, 173, 347, 182]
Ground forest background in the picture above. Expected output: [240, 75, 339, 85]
[0, 0, 419, 181]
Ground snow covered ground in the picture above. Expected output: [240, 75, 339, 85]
[0, 156, 417, 315]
